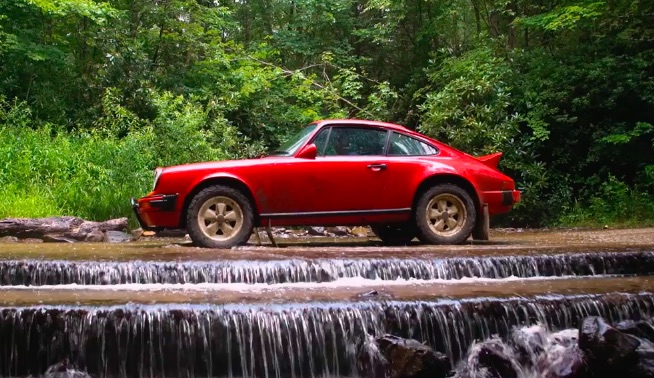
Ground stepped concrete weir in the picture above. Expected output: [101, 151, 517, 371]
[1, 293, 654, 377]
[1, 227, 654, 377]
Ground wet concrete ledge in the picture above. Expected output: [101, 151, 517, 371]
[0, 227, 653, 262]
[0, 275, 653, 306]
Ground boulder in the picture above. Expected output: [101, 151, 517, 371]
[615, 320, 654, 343]
[33, 359, 91, 378]
[0, 236, 18, 243]
[475, 340, 518, 378]
[538, 335, 586, 378]
[376, 334, 451, 378]
[356, 334, 390, 378]
[351, 226, 370, 237]
[579, 316, 641, 377]
[305, 226, 326, 236]
[510, 324, 547, 367]
[326, 226, 351, 236]
[455, 338, 518, 378]
[105, 230, 133, 243]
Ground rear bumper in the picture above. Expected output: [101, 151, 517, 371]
[502, 190, 521, 206]
[482, 190, 521, 215]
[130, 194, 180, 231]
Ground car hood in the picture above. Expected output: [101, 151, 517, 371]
[161, 156, 285, 174]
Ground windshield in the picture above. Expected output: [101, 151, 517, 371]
[270, 123, 317, 156]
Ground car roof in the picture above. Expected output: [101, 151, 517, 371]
[315, 119, 411, 133]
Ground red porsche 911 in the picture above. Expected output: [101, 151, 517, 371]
[131, 119, 520, 248]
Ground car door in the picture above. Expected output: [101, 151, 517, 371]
[266, 125, 391, 216]
[377, 131, 443, 210]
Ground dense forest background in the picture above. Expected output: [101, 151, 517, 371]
[1, 0, 653, 227]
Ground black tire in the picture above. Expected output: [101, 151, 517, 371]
[414, 184, 476, 245]
[370, 222, 417, 246]
[186, 185, 254, 248]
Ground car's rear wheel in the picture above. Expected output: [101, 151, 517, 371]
[186, 185, 254, 248]
[415, 184, 476, 245]
[370, 222, 417, 246]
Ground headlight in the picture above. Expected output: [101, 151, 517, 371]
[152, 167, 163, 191]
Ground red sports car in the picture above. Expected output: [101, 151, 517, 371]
[131, 119, 520, 248]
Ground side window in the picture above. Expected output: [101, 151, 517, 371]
[388, 132, 438, 156]
[311, 127, 331, 156]
[323, 127, 388, 156]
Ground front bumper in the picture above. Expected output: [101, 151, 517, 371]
[130, 194, 179, 231]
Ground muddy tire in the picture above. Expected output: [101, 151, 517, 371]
[186, 185, 254, 248]
[370, 222, 417, 246]
[414, 184, 476, 245]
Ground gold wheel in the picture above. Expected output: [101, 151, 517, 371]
[425, 193, 467, 237]
[197, 196, 244, 242]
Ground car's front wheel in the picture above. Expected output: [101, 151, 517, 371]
[370, 222, 417, 246]
[415, 184, 476, 245]
[186, 185, 254, 248]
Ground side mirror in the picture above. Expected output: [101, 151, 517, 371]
[296, 143, 318, 159]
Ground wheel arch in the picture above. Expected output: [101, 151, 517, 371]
[180, 176, 259, 229]
[412, 174, 481, 214]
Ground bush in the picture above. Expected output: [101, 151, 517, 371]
[0, 92, 257, 226]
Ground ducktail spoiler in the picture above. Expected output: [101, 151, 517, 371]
[476, 152, 503, 169]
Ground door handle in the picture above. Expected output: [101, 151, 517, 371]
[367, 163, 387, 171]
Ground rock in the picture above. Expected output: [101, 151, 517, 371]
[510, 323, 547, 367]
[632, 338, 654, 378]
[538, 335, 586, 378]
[579, 316, 641, 377]
[326, 226, 351, 236]
[356, 334, 390, 378]
[38, 359, 91, 378]
[305, 226, 326, 236]
[351, 226, 370, 237]
[105, 230, 133, 243]
[475, 340, 518, 378]
[0, 236, 18, 243]
[376, 334, 451, 378]
[456, 338, 518, 378]
[615, 320, 654, 343]
[130, 228, 144, 238]
[83, 229, 105, 242]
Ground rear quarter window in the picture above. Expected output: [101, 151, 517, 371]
[388, 132, 439, 156]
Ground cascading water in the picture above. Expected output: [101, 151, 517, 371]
[1, 293, 654, 377]
[1, 251, 653, 286]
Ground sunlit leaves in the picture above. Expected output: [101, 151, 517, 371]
[515, 1, 606, 31]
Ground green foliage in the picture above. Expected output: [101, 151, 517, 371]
[559, 175, 654, 227]
[418, 46, 520, 155]
[515, 1, 606, 31]
[0, 0, 653, 228]
[0, 95, 254, 223]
